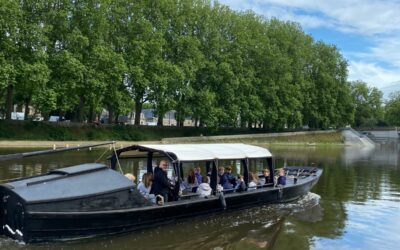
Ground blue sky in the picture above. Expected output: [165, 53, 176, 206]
[219, 0, 400, 90]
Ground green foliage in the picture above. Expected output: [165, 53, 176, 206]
[350, 81, 384, 127]
[384, 92, 400, 126]
[1, 0, 359, 130]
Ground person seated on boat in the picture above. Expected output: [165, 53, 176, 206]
[195, 166, 202, 185]
[151, 160, 173, 202]
[248, 173, 259, 191]
[224, 166, 237, 187]
[187, 169, 199, 193]
[197, 176, 212, 198]
[218, 166, 233, 190]
[138, 173, 156, 204]
[258, 168, 271, 187]
[124, 173, 136, 187]
[216, 175, 224, 193]
[235, 174, 247, 192]
[277, 169, 286, 186]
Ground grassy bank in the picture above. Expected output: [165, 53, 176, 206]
[0, 121, 344, 147]
[0, 120, 289, 141]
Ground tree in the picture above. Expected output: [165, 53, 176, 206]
[350, 81, 383, 127]
[384, 92, 400, 126]
[0, 0, 21, 119]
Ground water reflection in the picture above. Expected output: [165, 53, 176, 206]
[0, 144, 399, 249]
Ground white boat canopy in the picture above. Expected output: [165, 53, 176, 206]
[129, 143, 272, 162]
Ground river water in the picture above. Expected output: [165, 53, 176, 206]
[0, 143, 399, 250]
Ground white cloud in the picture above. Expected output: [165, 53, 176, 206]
[219, 0, 400, 88]
[220, 0, 400, 35]
[348, 61, 400, 88]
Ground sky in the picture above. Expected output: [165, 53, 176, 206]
[218, 0, 400, 91]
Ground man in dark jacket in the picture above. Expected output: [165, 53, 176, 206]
[151, 160, 171, 202]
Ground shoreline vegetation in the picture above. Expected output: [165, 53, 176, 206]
[0, 121, 344, 148]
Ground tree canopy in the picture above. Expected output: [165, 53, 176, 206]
[1, 0, 386, 129]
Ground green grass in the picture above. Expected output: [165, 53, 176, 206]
[0, 120, 343, 143]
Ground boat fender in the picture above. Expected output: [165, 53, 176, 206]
[219, 193, 226, 210]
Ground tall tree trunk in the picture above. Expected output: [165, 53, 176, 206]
[194, 117, 198, 128]
[114, 112, 119, 124]
[24, 98, 30, 120]
[108, 105, 114, 125]
[157, 113, 164, 126]
[5, 84, 14, 120]
[77, 96, 85, 122]
[88, 104, 94, 122]
[134, 100, 142, 125]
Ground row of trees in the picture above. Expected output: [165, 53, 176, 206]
[0, 0, 399, 128]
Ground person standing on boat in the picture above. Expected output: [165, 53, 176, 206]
[151, 160, 172, 202]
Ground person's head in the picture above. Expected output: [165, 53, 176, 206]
[159, 160, 168, 171]
[226, 166, 232, 173]
[125, 173, 136, 183]
[142, 173, 153, 188]
[195, 167, 201, 173]
[238, 174, 244, 181]
[250, 172, 258, 182]
[218, 166, 225, 175]
[201, 176, 209, 183]
[188, 169, 195, 177]
[262, 168, 270, 177]
[279, 169, 285, 176]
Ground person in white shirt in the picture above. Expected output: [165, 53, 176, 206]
[137, 172, 156, 203]
[248, 172, 258, 191]
[197, 176, 212, 197]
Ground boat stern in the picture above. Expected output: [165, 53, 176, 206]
[0, 185, 27, 242]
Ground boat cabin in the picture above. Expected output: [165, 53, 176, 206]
[111, 143, 275, 200]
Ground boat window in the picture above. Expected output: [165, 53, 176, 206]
[181, 162, 208, 178]
[218, 159, 244, 175]
[249, 158, 269, 175]
[117, 157, 175, 184]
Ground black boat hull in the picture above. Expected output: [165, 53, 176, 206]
[18, 169, 320, 243]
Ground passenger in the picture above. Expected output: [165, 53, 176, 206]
[224, 166, 237, 187]
[277, 169, 286, 186]
[124, 173, 136, 186]
[187, 169, 198, 192]
[248, 173, 258, 191]
[235, 174, 247, 192]
[258, 168, 271, 186]
[218, 166, 233, 190]
[197, 176, 212, 198]
[195, 167, 202, 185]
[151, 160, 172, 202]
[216, 175, 224, 192]
[138, 173, 156, 204]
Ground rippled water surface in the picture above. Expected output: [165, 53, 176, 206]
[0, 143, 399, 250]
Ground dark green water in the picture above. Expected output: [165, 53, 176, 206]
[0, 144, 399, 250]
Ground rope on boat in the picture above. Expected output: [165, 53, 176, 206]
[112, 143, 124, 174]
[95, 146, 111, 163]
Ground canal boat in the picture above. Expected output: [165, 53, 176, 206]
[0, 143, 322, 243]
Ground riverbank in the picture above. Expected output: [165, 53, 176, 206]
[0, 130, 344, 148]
